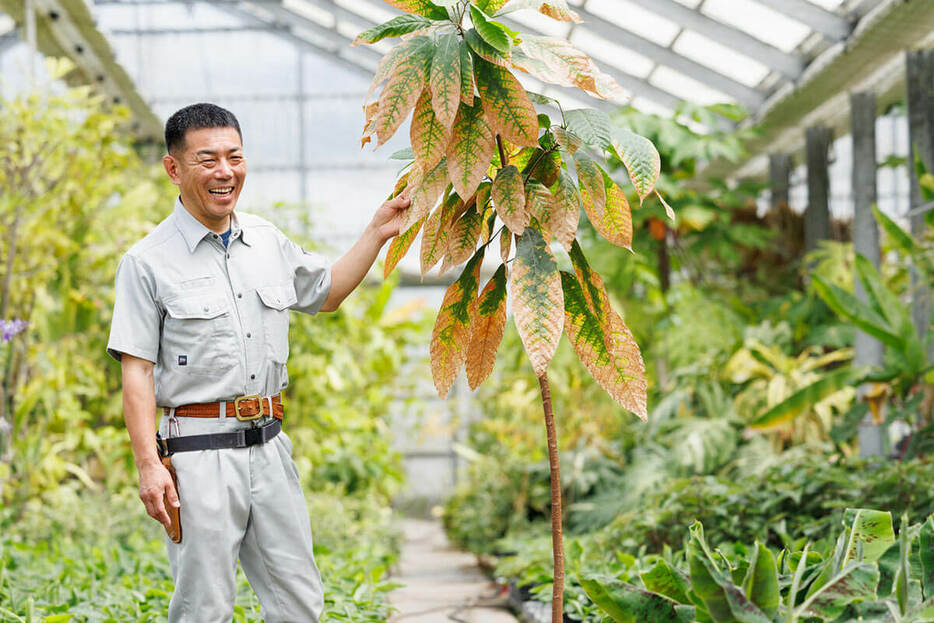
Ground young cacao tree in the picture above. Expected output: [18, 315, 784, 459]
[355, 1, 674, 618]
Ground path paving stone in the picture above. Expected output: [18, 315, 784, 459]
[389, 518, 518, 623]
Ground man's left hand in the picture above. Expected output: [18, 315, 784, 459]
[369, 195, 411, 244]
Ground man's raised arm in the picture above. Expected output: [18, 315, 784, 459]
[121, 353, 178, 529]
[319, 194, 410, 312]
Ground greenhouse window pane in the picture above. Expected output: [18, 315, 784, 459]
[701, 0, 810, 53]
[805, 0, 844, 10]
[586, 0, 680, 46]
[671, 0, 703, 8]
[650, 66, 732, 105]
[510, 11, 572, 39]
[569, 29, 654, 79]
[284, 0, 336, 29]
[335, 0, 397, 26]
[671, 30, 769, 87]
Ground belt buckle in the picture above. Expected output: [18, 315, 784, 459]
[234, 394, 263, 421]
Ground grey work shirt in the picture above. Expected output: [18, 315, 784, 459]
[107, 198, 331, 407]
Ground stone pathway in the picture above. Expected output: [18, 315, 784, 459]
[388, 518, 518, 623]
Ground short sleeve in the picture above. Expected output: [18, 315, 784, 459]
[107, 254, 161, 363]
[283, 237, 332, 315]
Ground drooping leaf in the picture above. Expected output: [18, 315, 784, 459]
[593, 171, 633, 250]
[492, 164, 529, 234]
[525, 180, 555, 240]
[458, 40, 476, 105]
[494, 0, 582, 22]
[362, 101, 379, 147]
[475, 58, 540, 148]
[641, 559, 691, 605]
[376, 37, 435, 145]
[510, 36, 625, 100]
[469, 5, 511, 54]
[656, 190, 676, 221]
[569, 240, 647, 418]
[500, 226, 512, 262]
[741, 543, 779, 619]
[353, 14, 435, 45]
[411, 89, 450, 171]
[448, 203, 485, 265]
[430, 33, 462, 129]
[421, 191, 460, 275]
[405, 159, 449, 230]
[564, 108, 612, 149]
[389, 146, 415, 160]
[466, 264, 508, 389]
[430, 249, 485, 397]
[611, 128, 661, 202]
[382, 0, 449, 19]
[384, 214, 426, 278]
[511, 227, 563, 376]
[447, 97, 496, 199]
[465, 28, 511, 68]
[551, 168, 581, 248]
[812, 275, 906, 351]
[580, 574, 684, 623]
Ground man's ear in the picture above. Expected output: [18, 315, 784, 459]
[163, 154, 181, 186]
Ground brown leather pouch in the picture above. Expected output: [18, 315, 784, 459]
[161, 455, 182, 543]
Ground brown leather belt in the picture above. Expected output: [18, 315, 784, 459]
[163, 394, 283, 421]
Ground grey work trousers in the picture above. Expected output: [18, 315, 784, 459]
[157, 413, 324, 623]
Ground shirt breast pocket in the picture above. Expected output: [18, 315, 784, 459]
[257, 283, 296, 364]
[162, 290, 236, 375]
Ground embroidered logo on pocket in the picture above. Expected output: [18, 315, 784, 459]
[178, 355, 188, 366]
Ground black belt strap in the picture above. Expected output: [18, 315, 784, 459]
[157, 419, 281, 456]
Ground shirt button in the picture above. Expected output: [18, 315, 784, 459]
[226, 253, 230, 259]
[246, 332, 252, 338]
[237, 292, 243, 298]
[250, 374, 256, 380]
[213, 234, 218, 239]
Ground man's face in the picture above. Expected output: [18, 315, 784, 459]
[163, 126, 246, 230]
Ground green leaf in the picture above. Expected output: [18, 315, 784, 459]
[469, 5, 512, 54]
[794, 562, 879, 619]
[896, 514, 910, 616]
[812, 275, 906, 351]
[383, 0, 449, 19]
[565, 108, 612, 149]
[641, 557, 691, 605]
[352, 14, 434, 45]
[465, 28, 510, 68]
[921, 516, 934, 600]
[446, 97, 496, 199]
[551, 167, 581, 248]
[873, 204, 934, 279]
[526, 90, 557, 106]
[841, 508, 896, 566]
[466, 263, 508, 389]
[410, 89, 450, 171]
[430, 33, 462, 129]
[389, 147, 415, 160]
[475, 58, 540, 147]
[511, 227, 563, 376]
[610, 127, 661, 202]
[580, 574, 685, 623]
[748, 367, 867, 429]
[742, 542, 779, 618]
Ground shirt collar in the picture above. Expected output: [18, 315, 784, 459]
[173, 197, 249, 252]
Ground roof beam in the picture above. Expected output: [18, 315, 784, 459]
[749, 0, 851, 40]
[563, 6, 765, 109]
[624, 0, 804, 79]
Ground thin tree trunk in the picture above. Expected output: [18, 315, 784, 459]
[538, 372, 564, 623]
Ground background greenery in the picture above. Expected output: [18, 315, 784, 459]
[0, 63, 430, 621]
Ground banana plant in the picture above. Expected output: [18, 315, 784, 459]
[354, 0, 673, 617]
[581, 508, 934, 623]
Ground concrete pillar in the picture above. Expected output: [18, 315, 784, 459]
[805, 125, 833, 254]
[851, 92, 885, 457]
[906, 50, 934, 353]
[769, 154, 791, 212]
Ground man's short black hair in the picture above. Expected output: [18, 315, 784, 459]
[164, 103, 242, 154]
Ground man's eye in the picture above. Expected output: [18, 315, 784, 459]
[201, 160, 215, 166]
[230, 156, 242, 163]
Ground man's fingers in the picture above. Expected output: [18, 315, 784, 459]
[385, 195, 411, 211]
[165, 480, 180, 508]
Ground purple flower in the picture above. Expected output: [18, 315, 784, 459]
[0, 319, 28, 343]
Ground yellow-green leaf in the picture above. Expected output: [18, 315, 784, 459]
[575, 151, 605, 223]
[448, 203, 485, 266]
[376, 38, 434, 145]
[410, 89, 450, 171]
[492, 164, 528, 234]
[494, 0, 581, 22]
[611, 128, 660, 203]
[466, 263, 508, 389]
[568, 240, 646, 418]
[405, 159, 449, 230]
[466, 28, 511, 68]
[475, 58, 539, 148]
[553, 127, 582, 154]
[459, 40, 476, 105]
[353, 14, 435, 46]
[430, 249, 485, 397]
[593, 171, 633, 250]
[551, 168, 580, 248]
[656, 189, 676, 222]
[470, 5, 511, 54]
[385, 214, 426, 278]
[475, 0, 508, 16]
[430, 33, 462, 129]
[500, 226, 512, 263]
[447, 97, 496, 199]
[564, 108, 611, 149]
[384, 0, 449, 19]
[510, 36, 625, 100]
[421, 191, 460, 275]
[525, 180, 555, 240]
[511, 227, 563, 376]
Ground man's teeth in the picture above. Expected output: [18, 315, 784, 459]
[209, 187, 233, 196]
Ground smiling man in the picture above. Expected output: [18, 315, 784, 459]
[106, 103, 409, 622]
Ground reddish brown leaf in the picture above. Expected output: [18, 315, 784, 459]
[421, 191, 460, 276]
[466, 264, 508, 389]
[447, 97, 496, 199]
[411, 89, 450, 171]
[492, 164, 528, 234]
[511, 227, 563, 376]
[475, 58, 540, 148]
[384, 214, 426, 278]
